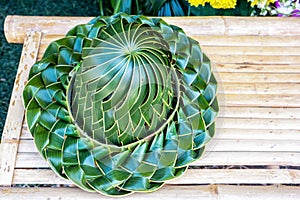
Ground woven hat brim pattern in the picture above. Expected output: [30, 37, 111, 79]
[23, 13, 219, 196]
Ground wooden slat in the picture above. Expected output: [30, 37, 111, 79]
[5, 16, 300, 44]
[0, 31, 41, 186]
[198, 151, 300, 166]
[203, 46, 300, 56]
[172, 168, 300, 184]
[15, 153, 48, 168]
[217, 185, 300, 200]
[210, 55, 300, 65]
[221, 107, 300, 119]
[20, 129, 32, 140]
[218, 94, 300, 107]
[18, 140, 38, 153]
[1, 185, 300, 200]
[0, 186, 218, 200]
[194, 36, 300, 47]
[12, 168, 300, 185]
[215, 129, 300, 140]
[218, 17, 300, 36]
[15, 151, 300, 169]
[13, 169, 71, 184]
[215, 64, 300, 73]
[205, 139, 300, 152]
[218, 73, 300, 83]
[215, 118, 300, 130]
[221, 83, 300, 95]
[4, 16, 92, 44]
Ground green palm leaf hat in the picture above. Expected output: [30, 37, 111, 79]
[23, 13, 218, 196]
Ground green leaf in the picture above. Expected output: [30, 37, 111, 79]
[34, 124, 50, 152]
[45, 148, 66, 178]
[62, 138, 78, 165]
[64, 165, 94, 192]
[123, 175, 163, 191]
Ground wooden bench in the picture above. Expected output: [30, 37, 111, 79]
[1, 16, 300, 199]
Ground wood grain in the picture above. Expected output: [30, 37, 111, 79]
[1, 185, 300, 200]
[5, 16, 300, 43]
[0, 31, 41, 186]
[11, 168, 300, 185]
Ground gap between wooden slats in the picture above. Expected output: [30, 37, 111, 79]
[15, 151, 300, 169]
[11, 168, 300, 185]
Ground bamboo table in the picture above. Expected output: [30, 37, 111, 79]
[1, 16, 300, 199]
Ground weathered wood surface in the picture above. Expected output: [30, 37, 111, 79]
[1, 16, 300, 198]
[4, 16, 300, 43]
[0, 31, 41, 186]
[1, 185, 300, 200]
[11, 168, 300, 185]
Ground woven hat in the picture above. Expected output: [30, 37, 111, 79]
[23, 13, 219, 196]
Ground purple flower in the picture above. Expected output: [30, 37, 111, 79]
[274, 0, 300, 17]
[275, 0, 281, 8]
[292, 9, 300, 16]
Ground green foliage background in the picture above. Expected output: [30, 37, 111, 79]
[0, 0, 253, 138]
